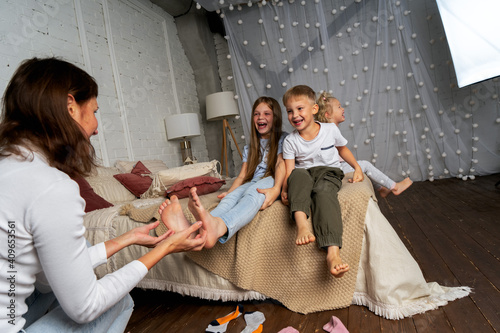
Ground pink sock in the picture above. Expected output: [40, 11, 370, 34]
[278, 327, 299, 333]
[323, 316, 349, 333]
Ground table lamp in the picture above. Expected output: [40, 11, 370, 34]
[206, 91, 242, 176]
[164, 113, 201, 165]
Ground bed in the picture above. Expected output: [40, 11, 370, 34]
[82, 161, 470, 320]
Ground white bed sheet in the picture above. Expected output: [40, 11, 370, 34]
[353, 199, 470, 319]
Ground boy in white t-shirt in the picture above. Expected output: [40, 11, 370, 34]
[281, 85, 364, 278]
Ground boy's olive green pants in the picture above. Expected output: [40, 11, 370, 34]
[287, 166, 344, 248]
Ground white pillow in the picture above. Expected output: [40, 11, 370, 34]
[115, 160, 168, 174]
[85, 166, 136, 204]
[140, 160, 221, 199]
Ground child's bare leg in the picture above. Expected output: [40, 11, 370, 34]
[294, 211, 316, 245]
[188, 187, 228, 249]
[326, 245, 349, 278]
[158, 196, 192, 233]
[392, 177, 413, 196]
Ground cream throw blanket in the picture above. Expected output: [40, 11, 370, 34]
[122, 176, 375, 314]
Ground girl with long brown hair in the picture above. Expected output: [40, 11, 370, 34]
[161, 96, 287, 249]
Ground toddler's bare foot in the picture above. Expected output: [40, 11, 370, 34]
[392, 177, 413, 195]
[158, 196, 192, 233]
[295, 218, 315, 245]
[378, 186, 392, 198]
[326, 246, 349, 278]
[188, 187, 227, 249]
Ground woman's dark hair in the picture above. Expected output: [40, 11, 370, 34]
[0, 57, 99, 178]
[243, 96, 283, 183]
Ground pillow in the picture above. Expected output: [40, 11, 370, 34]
[113, 161, 153, 197]
[166, 176, 226, 199]
[115, 160, 168, 174]
[73, 176, 113, 213]
[85, 167, 136, 204]
[141, 160, 221, 199]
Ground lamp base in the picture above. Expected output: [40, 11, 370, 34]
[180, 140, 195, 165]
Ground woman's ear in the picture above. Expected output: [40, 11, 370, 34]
[67, 94, 77, 118]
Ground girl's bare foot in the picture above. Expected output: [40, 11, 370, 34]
[378, 186, 392, 198]
[392, 177, 413, 195]
[188, 187, 228, 249]
[294, 213, 316, 245]
[326, 246, 349, 278]
[158, 196, 192, 234]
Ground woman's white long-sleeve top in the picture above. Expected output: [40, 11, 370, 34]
[0, 151, 147, 332]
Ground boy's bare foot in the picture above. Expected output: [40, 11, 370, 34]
[188, 187, 227, 249]
[392, 177, 413, 195]
[294, 214, 316, 245]
[158, 196, 191, 233]
[378, 186, 392, 198]
[326, 246, 349, 278]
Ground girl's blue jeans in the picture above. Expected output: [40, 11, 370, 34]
[212, 176, 275, 243]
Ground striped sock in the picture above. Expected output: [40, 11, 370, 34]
[206, 304, 244, 333]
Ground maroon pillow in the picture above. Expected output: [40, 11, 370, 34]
[113, 161, 152, 197]
[166, 176, 226, 199]
[73, 176, 113, 213]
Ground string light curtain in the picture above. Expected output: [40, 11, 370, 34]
[196, 0, 500, 182]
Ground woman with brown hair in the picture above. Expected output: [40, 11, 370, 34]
[0, 57, 206, 333]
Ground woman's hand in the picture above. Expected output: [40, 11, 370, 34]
[138, 221, 207, 270]
[105, 221, 174, 258]
[157, 221, 207, 253]
[127, 221, 171, 248]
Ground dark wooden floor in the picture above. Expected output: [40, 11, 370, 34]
[125, 173, 500, 333]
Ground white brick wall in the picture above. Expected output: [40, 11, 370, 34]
[0, 0, 208, 168]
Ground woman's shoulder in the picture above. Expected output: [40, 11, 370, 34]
[1, 152, 77, 211]
[4, 151, 71, 187]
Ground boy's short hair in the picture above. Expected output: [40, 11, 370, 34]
[282, 85, 316, 106]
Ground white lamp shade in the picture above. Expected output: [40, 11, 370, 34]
[206, 91, 239, 121]
[164, 113, 201, 140]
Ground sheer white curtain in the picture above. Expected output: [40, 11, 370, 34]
[197, 0, 500, 182]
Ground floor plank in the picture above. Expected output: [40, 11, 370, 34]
[412, 310, 453, 333]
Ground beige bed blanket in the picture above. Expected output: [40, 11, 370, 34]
[122, 175, 376, 314]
